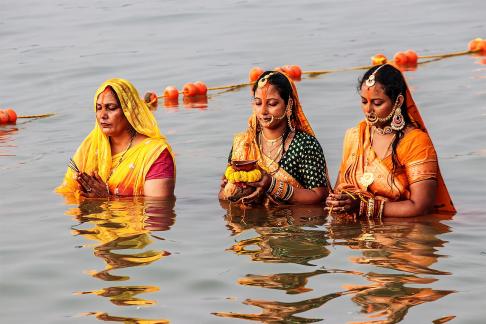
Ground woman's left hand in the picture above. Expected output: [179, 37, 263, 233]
[246, 170, 272, 192]
[77, 171, 110, 198]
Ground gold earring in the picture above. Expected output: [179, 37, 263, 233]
[391, 107, 405, 131]
[286, 98, 295, 132]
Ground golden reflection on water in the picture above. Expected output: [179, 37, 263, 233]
[217, 205, 455, 324]
[65, 198, 175, 323]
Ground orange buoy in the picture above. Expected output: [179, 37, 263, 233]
[405, 50, 418, 66]
[249, 66, 264, 82]
[5, 108, 17, 124]
[144, 92, 158, 110]
[183, 83, 198, 97]
[280, 65, 293, 77]
[194, 81, 208, 96]
[0, 110, 9, 124]
[371, 53, 387, 66]
[290, 65, 302, 81]
[163, 86, 179, 99]
[468, 38, 483, 53]
[472, 39, 486, 56]
[393, 51, 409, 67]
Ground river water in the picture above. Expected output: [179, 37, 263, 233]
[1, 0, 485, 323]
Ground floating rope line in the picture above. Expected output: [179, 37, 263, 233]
[147, 39, 485, 107]
[17, 113, 55, 119]
[2, 38, 485, 116]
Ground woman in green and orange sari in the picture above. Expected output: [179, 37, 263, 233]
[56, 78, 175, 199]
[219, 71, 331, 205]
[326, 64, 455, 218]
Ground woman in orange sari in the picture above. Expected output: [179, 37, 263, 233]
[219, 71, 330, 205]
[326, 64, 455, 218]
[56, 78, 175, 199]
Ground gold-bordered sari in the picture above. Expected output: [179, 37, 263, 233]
[56, 78, 175, 199]
[337, 64, 455, 214]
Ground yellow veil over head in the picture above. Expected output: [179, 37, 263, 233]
[57, 78, 173, 197]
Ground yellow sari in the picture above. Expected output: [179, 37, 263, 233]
[337, 67, 455, 214]
[56, 78, 175, 198]
[230, 72, 330, 191]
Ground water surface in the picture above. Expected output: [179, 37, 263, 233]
[1, 0, 486, 323]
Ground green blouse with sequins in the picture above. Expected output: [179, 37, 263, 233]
[279, 131, 328, 189]
[228, 131, 328, 189]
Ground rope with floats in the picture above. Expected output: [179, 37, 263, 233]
[2, 38, 485, 118]
[0, 109, 55, 125]
[142, 37, 485, 109]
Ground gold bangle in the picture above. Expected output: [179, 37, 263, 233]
[377, 199, 385, 221]
[359, 200, 367, 217]
[367, 198, 375, 220]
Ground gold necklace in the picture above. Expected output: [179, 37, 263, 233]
[261, 131, 283, 147]
[359, 128, 395, 190]
[258, 132, 283, 175]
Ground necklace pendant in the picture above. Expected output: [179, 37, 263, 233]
[359, 172, 374, 190]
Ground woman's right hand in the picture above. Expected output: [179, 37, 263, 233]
[325, 192, 359, 214]
[220, 176, 228, 189]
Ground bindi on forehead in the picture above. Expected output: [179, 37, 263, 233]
[97, 87, 118, 104]
[362, 84, 387, 100]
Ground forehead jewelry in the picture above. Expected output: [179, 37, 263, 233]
[257, 72, 276, 89]
[364, 65, 387, 125]
[365, 64, 386, 88]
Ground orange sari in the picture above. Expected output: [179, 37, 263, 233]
[337, 68, 455, 214]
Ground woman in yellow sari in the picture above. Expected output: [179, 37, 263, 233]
[57, 78, 175, 199]
[219, 71, 330, 205]
[326, 64, 455, 218]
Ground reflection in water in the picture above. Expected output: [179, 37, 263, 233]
[0, 126, 18, 157]
[217, 204, 455, 323]
[66, 198, 175, 322]
[224, 203, 329, 265]
[84, 311, 169, 324]
[330, 217, 455, 323]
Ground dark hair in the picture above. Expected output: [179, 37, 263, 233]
[252, 71, 292, 105]
[358, 64, 412, 192]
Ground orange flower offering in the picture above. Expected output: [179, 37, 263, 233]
[225, 160, 262, 183]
